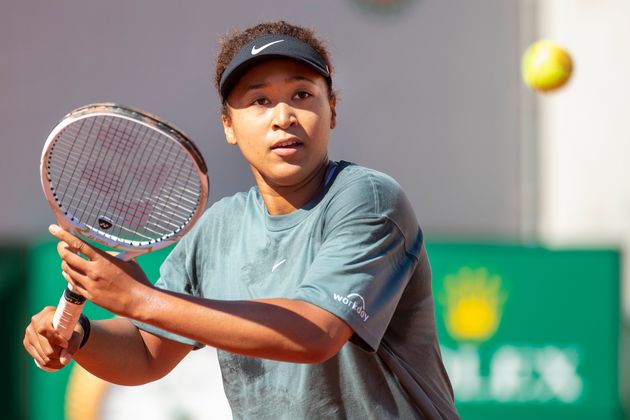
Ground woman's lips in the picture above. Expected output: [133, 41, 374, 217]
[271, 139, 303, 156]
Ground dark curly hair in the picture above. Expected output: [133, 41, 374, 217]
[214, 20, 335, 107]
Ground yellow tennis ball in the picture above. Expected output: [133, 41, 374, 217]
[522, 40, 573, 92]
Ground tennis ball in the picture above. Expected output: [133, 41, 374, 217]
[522, 40, 573, 92]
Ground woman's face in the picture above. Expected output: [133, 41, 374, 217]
[222, 58, 336, 190]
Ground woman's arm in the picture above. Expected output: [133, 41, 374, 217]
[24, 307, 192, 384]
[50, 224, 353, 365]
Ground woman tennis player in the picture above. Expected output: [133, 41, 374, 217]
[24, 21, 459, 419]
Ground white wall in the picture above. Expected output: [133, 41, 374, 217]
[537, 0, 630, 316]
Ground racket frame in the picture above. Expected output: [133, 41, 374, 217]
[40, 103, 208, 258]
[36, 103, 209, 371]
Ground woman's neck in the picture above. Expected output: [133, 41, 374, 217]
[255, 159, 330, 216]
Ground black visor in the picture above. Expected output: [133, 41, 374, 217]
[219, 34, 331, 100]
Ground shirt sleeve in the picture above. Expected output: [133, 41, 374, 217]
[292, 174, 423, 352]
[131, 218, 206, 349]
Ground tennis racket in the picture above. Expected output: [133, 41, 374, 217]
[38, 103, 208, 371]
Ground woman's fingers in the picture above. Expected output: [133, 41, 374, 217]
[57, 241, 91, 269]
[60, 259, 91, 296]
[61, 270, 90, 297]
[49, 224, 100, 260]
[24, 324, 48, 364]
[24, 308, 68, 368]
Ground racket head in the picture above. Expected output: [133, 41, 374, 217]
[40, 103, 208, 254]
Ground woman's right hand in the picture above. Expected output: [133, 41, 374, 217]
[23, 306, 84, 371]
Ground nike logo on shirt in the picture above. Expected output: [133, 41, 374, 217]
[272, 259, 287, 272]
[251, 40, 285, 55]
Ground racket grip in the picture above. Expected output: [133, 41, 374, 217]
[35, 286, 86, 371]
[53, 285, 86, 340]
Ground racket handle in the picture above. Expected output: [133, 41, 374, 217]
[35, 286, 86, 372]
[53, 285, 87, 340]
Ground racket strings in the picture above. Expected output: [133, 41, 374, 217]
[83, 117, 148, 216]
[53, 154, 201, 241]
[113, 127, 200, 236]
[51, 118, 129, 224]
[110, 120, 166, 237]
[54, 119, 96, 209]
[140, 141, 197, 228]
[47, 115, 204, 245]
[54, 118, 126, 215]
[49, 157, 200, 227]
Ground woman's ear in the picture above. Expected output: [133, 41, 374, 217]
[222, 113, 237, 145]
[329, 95, 337, 129]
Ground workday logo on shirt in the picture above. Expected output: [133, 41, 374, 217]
[333, 292, 370, 322]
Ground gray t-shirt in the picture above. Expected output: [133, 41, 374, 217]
[133, 161, 459, 419]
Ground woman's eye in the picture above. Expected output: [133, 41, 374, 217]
[252, 98, 269, 106]
[294, 91, 311, 100]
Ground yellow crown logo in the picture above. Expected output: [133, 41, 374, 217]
[439, 267, 507, 342]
